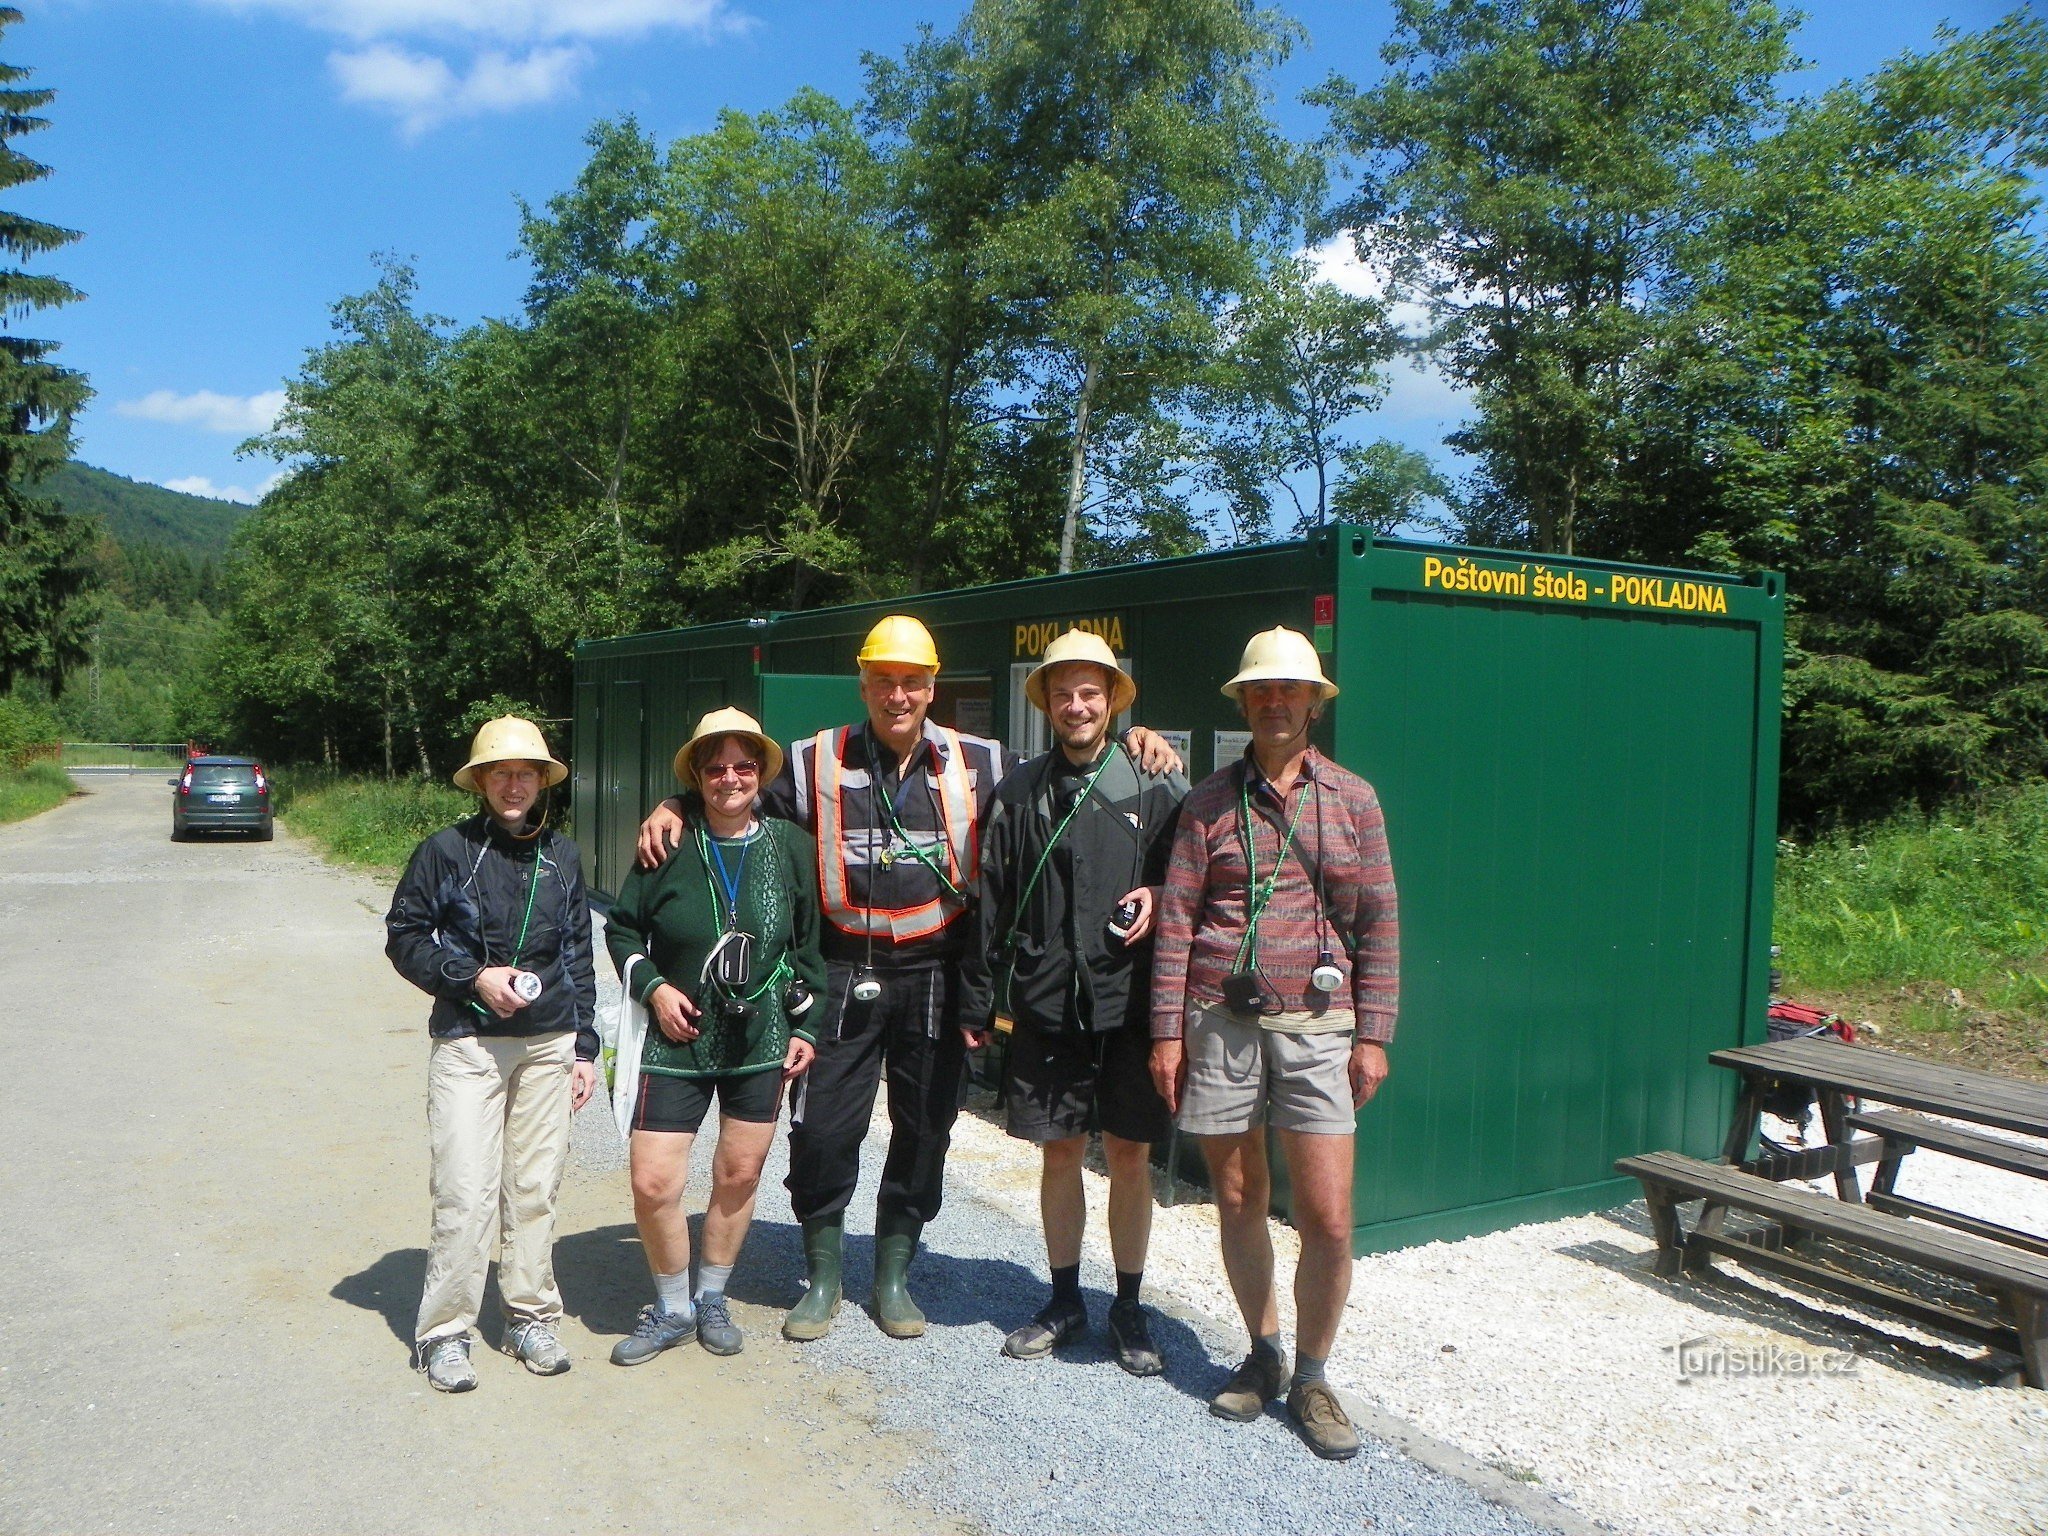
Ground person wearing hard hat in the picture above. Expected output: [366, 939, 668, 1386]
[960, 629, 1188, 1376]
[603, 709, 825, 1364]
[1149, 627, 1398, 1461]
[635, 614, 1182, 1343]
[385, 717, 599, 1392]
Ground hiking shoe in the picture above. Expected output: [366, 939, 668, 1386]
[1106, 1298, 1164, 1377]
[610, 1305, 695, 1366]
[418, 1336, 476, 1393]
[696, 1293, 744, 1356]
[1287, 1379, 1362, 1461]
[1001, 1296, 1088, 1360]
[1208, 1348, 1286, 1421]
[501, 1320, 571, 1376]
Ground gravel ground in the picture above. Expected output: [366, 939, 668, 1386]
[587, 921, 2048, 1536]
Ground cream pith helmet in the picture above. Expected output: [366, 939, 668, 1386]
[857, 613, 940, 673]
[673, 706, 785, 788]
[453, 716, 569, 792]
[1024, 629, 1137, 717]
[1221, 626, 1339, 701]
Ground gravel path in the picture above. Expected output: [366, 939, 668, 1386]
[590, 914, 2048, 1536]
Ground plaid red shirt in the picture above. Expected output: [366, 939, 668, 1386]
[1151, 748, 1398, 1044]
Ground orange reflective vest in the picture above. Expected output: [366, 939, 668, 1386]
[812, 725, 979, 942]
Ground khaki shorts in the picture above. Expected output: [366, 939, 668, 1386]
[1177, 1004, 1356, 1136]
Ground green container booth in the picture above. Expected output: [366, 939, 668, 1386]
[574, 527, 1784, 1254]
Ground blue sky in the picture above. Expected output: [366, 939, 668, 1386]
[15, 0, 2029, 504]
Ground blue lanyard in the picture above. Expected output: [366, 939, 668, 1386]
[702, 828, 752, 927]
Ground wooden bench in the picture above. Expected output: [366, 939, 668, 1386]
[1616, 1149, 2048, 1388]
[1845, 1109, 2048, 1260]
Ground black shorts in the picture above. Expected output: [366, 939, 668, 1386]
[1003, 1018, 1170, 1145]
[633, 1068, 783, 1135]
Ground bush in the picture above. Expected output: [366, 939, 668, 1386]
[272, 767, 475, 872]
[1775, 782, 2048, 1021]
[0, 697, 63, 769]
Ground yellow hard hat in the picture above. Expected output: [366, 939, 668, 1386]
[453, 716, 569, 792]
[1221, 626, 1339, 701]
[857, 614, 940, 673]
[1025, 629, 1137, 717]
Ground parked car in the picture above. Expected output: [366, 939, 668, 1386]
[170, 756, 273, 841]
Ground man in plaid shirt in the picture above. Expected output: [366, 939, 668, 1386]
[1149, 626, 1398, 1461]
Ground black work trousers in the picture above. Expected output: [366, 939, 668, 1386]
[785, 958, 968, 1225]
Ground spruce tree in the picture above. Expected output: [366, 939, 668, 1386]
[0, 5, 92, 695]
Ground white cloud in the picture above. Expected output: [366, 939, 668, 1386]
[157, 471, 284, 506]
[114, 389, 287, 435]
[330, 42, 586, 133]
[1303, 235, 1470, 427]
[196, 0, 744, 44]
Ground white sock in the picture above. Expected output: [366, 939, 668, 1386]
[655, 1269, 694, 1320]
[696, 1262, 734, 1300]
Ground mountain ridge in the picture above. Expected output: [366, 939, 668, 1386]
[39, 461, 251, 563]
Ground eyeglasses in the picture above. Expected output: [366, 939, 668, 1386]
[703, 761, 761, 781]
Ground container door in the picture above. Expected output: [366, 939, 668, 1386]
[601, 679, 645, 895]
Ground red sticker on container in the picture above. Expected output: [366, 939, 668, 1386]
[1313, 593, 1335, 625]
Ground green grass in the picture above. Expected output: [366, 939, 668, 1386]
[272, 767, 476, 872]
[0, 759, 78, 825]
[1775, 783, 2048, 1056]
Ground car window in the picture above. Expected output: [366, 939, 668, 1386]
[192, 764, 257, 787]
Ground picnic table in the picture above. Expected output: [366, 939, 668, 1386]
[1617, 1035, 2048, 1387]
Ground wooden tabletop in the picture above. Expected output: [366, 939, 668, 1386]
[1711, 1036, 2048, 1140]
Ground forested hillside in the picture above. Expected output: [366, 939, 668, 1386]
[7, 462, 240, 742]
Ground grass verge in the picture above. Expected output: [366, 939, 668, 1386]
[272, 766, 474, 873]
[0, 759, 78, 826]
[1775, 783, 2048, 1078]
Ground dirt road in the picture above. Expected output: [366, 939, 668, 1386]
[0, 775, 942, 1534]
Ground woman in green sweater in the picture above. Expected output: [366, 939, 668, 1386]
[604, 707, 824, 1362]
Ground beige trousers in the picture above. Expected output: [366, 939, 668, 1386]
[415, 1031, 575, 1345]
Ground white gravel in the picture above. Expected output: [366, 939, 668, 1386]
[586, 922, 2048, 1535]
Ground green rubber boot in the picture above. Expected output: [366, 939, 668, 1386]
[781, 1216, 844, 1342]
[871, 1210, 928, 1339]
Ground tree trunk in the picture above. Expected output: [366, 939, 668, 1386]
[1058, 353, 1101, 575]
[381, 680, 395, 780]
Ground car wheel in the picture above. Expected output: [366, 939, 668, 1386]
[170, 822, 186, 843]
[256, 821, 274, 842]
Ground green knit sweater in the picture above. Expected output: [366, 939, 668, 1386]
[604, 816, 826, 1078]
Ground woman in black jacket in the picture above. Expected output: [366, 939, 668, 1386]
[604, 707, 823, 1363]
[385, 716, 597, 1393]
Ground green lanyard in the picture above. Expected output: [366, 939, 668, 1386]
[867, 733, 965, 897]
[469, 839, 543, 1017]
[996, 749, 1116, 1011]
[1233, 769, 1308, 972]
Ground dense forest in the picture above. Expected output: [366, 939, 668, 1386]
[21, 0, 2048, 832]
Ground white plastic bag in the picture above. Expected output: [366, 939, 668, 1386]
[606, 955, 649, 1145]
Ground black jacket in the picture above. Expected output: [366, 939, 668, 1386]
[385, 814, 599, 1060]
[961, 744, 1186, 1034]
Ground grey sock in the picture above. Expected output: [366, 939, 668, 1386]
[655, 1268, 695, 1320]
[1252, 1332, 1284, 1366]
[1292, 1351, 1328, 1386]
[695, 1261, 734, 1301]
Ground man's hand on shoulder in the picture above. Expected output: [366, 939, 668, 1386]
[1123, 726, 1184, 778]
[636, 797, 686, 869]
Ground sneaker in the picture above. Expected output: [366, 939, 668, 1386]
[610, 1305, 696, 1367]
[1106, 1298, 1164, 1377]
[1286, 1379, 1362, 1460]
[1208, 1347, 1286, 1421]
[1001, 1296, 1088, 1360]
[501, 1320, 571, 1376]
[418, 1335, 477, 1393]
[695, 1293, 744, 1357]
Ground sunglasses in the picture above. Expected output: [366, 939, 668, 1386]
[703, 760, 761, 780]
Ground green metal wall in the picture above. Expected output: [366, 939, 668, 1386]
[573, 528, 1783, 1253]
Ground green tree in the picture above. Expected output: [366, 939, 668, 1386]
[0, 6, 93, 694]
[1314, 0, 1793, 554]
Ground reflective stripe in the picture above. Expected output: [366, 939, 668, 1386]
[813, 725, 979, 941]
